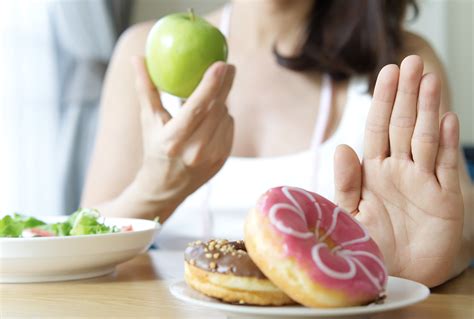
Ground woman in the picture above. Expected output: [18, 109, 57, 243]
[82, 0, 473, 287]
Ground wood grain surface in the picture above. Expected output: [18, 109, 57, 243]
[1, 250, 473, 318]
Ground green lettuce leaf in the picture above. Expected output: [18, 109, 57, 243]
[0, 209, 119, 237]
[0, 214, 46, 237]
[69, 208, 118, 236]
[13, 213, 46, 228]
[39, 222, 72, 236]
[0, 215, 23, 237]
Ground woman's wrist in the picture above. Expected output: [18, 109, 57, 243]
[118, 181, 182, 221]
[122, 155, 192, 219]
[94, 156, 191, 221]
[96, 181, 183, 222]
[134, 156, 190, 198]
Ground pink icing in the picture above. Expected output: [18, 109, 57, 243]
[259, 186, 387, 299]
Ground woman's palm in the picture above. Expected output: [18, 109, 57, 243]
[358, 156, 463, 286]
[334, 56, 463, 287]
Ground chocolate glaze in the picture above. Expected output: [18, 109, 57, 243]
[184, 239, 267, 279]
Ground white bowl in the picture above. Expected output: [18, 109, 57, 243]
[0, 216, 160, 283]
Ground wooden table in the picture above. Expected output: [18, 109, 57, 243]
[1, 250, 473, 318]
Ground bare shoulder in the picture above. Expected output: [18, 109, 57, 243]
[403, 31, 433, 53]
[114, 21, 156, 56]
[401, 31, 446, 74]
[204, 7, 224, 27]
[402, 31, 451, 109]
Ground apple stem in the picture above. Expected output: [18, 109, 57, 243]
[188, 8, 195, 22]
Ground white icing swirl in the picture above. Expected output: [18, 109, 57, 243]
[268, 186, 386, 291]
[311, 243, 357, 279]
[269, 203, 313, 239]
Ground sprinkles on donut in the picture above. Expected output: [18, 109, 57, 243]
[184, 239, 294, 305]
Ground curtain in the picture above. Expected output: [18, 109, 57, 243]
[0, 0, 131, 216]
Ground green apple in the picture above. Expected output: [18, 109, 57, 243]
[145, 9, 228, 98]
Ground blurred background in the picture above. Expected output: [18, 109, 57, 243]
[0, 0, 472, 216]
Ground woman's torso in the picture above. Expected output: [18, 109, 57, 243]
[155, 4, 372, 248]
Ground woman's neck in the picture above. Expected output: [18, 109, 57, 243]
[231, 0, 315, 53]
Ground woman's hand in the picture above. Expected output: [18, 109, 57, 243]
[334, 55, 464, 287]
[130, 57, 236, 218]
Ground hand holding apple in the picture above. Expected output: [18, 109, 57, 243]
[146, 9, 228, 98]
[130, 56, 235, 219]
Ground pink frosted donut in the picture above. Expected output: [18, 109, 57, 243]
[244, 186, 387, 307]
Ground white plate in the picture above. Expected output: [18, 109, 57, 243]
[170, 276, 429, 318]
[0, 216, 159, 283]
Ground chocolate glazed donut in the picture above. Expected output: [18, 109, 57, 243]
[184, 239, 294, 306]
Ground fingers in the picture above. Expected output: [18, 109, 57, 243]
[179, 62, 228, 126]
[168, 62, 235, 143]
[132, 56, 172, 124]
[412, 73, 441, 172]
[436, 112, 460, 192]
[205, 115, 235, 164]
[334, 145, 362, 214]
[181, 102, 229, 166]
[364, 64, 399, 160]
[389, 55, 424, 160]
[215, 64, 236, 104]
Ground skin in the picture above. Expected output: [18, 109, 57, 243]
[334, 57, 468, 287]
[82, 0, 473, 286]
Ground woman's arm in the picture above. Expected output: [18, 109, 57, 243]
[403, 32, 473, 279]
[81, 23, 150, 211]
[81, 22, 236, 222]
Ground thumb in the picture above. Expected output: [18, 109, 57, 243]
[132, 56, 172, 125]
[334, 144, 362, 215]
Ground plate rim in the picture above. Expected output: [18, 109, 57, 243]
[169, 276, 430, 316]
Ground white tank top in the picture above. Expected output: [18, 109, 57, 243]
[156, 4, 372, 249]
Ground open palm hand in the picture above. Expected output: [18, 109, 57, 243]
[334, 56, 464, 287]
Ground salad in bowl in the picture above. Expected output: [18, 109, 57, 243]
[0, 208, 134, 238]
[0, 209, 160, 283]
